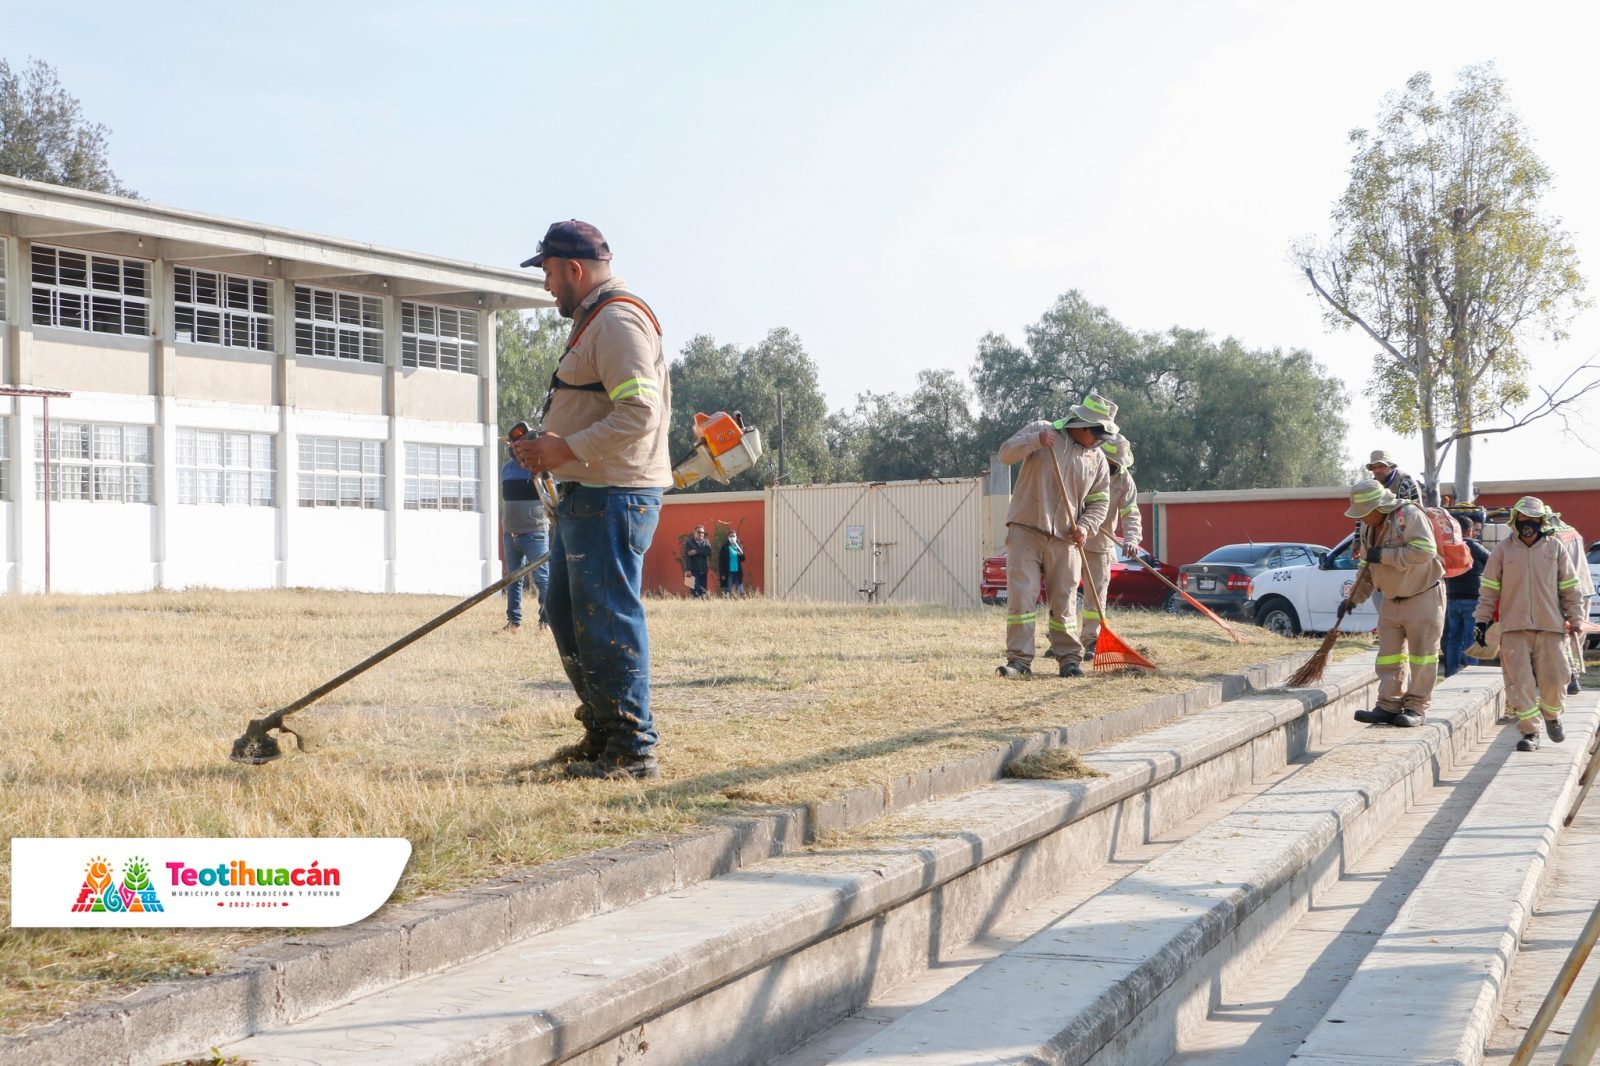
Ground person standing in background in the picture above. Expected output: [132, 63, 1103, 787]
[718, 530, 747, 597]
[499, 446, 550, 633]
[1441, 512, 1490, 676]
[684, 525, 712, 598]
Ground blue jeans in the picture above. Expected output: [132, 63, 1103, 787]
[1443, 597, 1479, 677]
[690, 569, 708, 598]
[503, 529, 550, 626]
[546, 487, 662, 756]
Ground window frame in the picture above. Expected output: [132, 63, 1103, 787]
[30, 243, 151, 337]
[34, 419, 154, 503]
[297, 434, 386, 509]
[404, 442, 479, 512]
[175, 427, 275, 507]
[292, 284, 384, 364]
[173, 266, 275, 352]
[400, 300, 480, 374]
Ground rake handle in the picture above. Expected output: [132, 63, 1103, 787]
[1121, 545, 1248, 643]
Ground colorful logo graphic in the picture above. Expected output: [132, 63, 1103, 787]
[71, 854, 164, 914]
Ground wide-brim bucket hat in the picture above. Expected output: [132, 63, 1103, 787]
[1100, 434, 1134, 470]
[1344, 477, 1402, 519]
[1510, 495, 1553, 521]
[1056, 389, 1120, 436]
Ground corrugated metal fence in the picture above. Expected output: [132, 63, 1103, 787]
[767, 479, 983, 606]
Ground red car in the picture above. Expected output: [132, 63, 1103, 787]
[980, 542, 1182, 610]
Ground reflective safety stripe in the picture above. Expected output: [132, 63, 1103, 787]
[1560, 578, 1581, 589]
[1408, 654, 1439, 666]
[1481, 578, 1502, 590]
[1119, 504, 1137, 516]
[1375, 653, 1407, 666]
[1540, 705, 1564, 717]
[1351, 487, 1385, 506]
[1084, 492, 1110, 504]
[1517, 706, 1543, 721]
[1006, 612, 1037, 625]
[1082, 610, 1101, 621]
[1358, 559, 1368, 569]
[609, 377, 660, 402]
[1048, 619, 1075, 633]
[1408, 539, 1436, 553]
[1084, 395, 1111, 416]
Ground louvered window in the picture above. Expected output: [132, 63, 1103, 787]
[174, 268, 274, 351]
[401, 302, 480, 373]
[31, 245, 150, 336]
[404, 443, 478, 511]
[298, 435, 385, 508]
[34, 420, 153, 502]
[176, 428, 275, 506]
[293, 285, 383, 363]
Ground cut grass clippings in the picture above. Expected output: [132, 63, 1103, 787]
[0, 589, 1368, 1033]
[1003, 747, 1108, 780]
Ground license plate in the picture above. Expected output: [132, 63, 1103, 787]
[1198, 578, 1216, 591]
[995, 589, 1008, 603]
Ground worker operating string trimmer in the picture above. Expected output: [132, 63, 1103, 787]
[232, 218, 761, 781]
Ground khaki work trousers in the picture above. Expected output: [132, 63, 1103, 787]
[1081, 550, 1114, 652]
[1501, 629, 1568, 735]
[1375, 583, 1445, 715]
[1005, 525, 1084, 665]
[1565, 597, 1589, 679]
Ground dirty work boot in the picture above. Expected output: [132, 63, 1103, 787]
[1059, 659, 1085, 678]
[1568, 676, 1582, 696]
[551, 732, 606, 763]
[1516, 730, 1543, 752]
[1353, 708, 1399, 725]
[1389, 709, 1424, 728]
[996, 660, 1032, 680]
[499, 621, 521, 634]
[565, 752, 660, 781]
[1548, 718, 1566, 743]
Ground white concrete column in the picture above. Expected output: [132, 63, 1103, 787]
[11, 239, 34, 386]
[383, 290, 401, 593]
[150, 254, 173, 588]
[480, 307, 498, 587]
[273, 273, 293, 589]
[13, 397, 40, 592]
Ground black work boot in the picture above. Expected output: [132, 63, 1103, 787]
[1568, 676, 1582, 696]
[1059, 659, 1085, 678]
[1516, 730, 1543, 752]
[1353, 708, 1399, 725]
[565, 752, 660, 781]
[996, 659, 1032, 680]
[1548, 717, 1567, 743]
[1389, 710, 1424, 728]
[551, 732, 607, 763]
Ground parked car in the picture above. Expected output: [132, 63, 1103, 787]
[1588, 542, 1600, 649]
[1177, 542, 1330, 622]
[1247, 533, 1379, 636]
[980, 542, 1182, 610]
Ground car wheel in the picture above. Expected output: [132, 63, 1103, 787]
[1257, 600, 1301, 637]
[1163, 591, 1180, 614]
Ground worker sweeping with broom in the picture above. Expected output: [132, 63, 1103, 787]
[1340, 477, 1446, 727]
[1081, 433, 1141, 662]
[994, 390, 1115, 679]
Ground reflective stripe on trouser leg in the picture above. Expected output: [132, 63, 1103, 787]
[1044, 537, 1086, 663]
[1374, 601, 1409, 712]
[1080, 550, 1113, 651]
[1397, 583, 1445, 714]
[1005, 525, 1046, 664]
[1497, 629, 1567, 735]
[1532, 629, 1569, 724]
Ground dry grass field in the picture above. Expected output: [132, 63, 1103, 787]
[0, 588, 1356, 1032]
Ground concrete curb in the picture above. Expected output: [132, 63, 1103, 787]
[0, 649, 1311, 1066]
[829, 672, 1507, 1066]
[1292, 695, 1600, 1066]
[204, 659, 1380, 1066]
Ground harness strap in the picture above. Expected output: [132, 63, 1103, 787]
[541, 291, 663, 419]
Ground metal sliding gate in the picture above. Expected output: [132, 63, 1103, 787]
[767, 478, 983, 607]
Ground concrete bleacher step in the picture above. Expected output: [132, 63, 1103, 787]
[200, 660, 1382, 1066]
[815, 672, 1507, 1066]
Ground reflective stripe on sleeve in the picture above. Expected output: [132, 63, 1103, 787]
[1481, 578, 1502, 590]
[1084, 492, 1110, 504]
[1119, 504, 1137, 516]
[1408, 539, 1436, 553]
[1560, 578, 1581, 589]
[608, 377, 660, 402]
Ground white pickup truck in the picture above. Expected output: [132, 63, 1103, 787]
[1249, 533, 1380, 637]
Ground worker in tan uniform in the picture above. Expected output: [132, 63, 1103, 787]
[1342, 478, 1446, 727]
[1081, 433, 1142, 659]
[1547, 512, 1593, 694]
[1474, 496, 1584, 751]
[995, 391, 1115, 679]
[513, 220, 672, 781]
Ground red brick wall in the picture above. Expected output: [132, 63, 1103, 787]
[1157, 497, 1355, 567]
[645, 498, 765, 595]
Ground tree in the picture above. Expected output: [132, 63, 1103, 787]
[0, 57, 137, 196]
[847, 369, 986, 482]
[1298, 64, 1590, 502]
[970, 291, 1350, 491]
[495, 309, 569, 436]
[669, 328, 837, 490]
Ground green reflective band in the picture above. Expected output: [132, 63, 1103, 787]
[1084, 395, 1110, 416]
[1408, 654, 1439, 665]
[1048, 619, 1075, 633]
[1085, 492, 1110, 503]
[1352, 488, 1384, 505]
[1408, 539, 1435, 553]
[1375, 653, 1407, 666]
[1560, 578, 1580, 589]
[1006, 612, 1037, 625]
[1082, 610, 1101, 621]
[1119, 504, 1137, 516]
[1358, 559, 1368, 568]
[608, 377, 659, 401]
[1481, 578, 1502, 590]
[1517, 706, 1542, 721]
[1540, 705, 1564, 717]
[1101, 442, 1117, 454]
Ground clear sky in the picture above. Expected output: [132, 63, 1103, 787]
[8, 0, 1599, 484]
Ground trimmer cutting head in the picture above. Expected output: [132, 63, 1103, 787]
[229, 719, 305, 765]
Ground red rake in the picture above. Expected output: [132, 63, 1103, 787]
[1048, 449, 1158, 675]
[1123, 548, 1249, 644]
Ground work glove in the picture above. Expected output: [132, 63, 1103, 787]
[1473, 621, 1489, 647]
[1365, 545, 1384, 565]
[1336, 598, 1353, 619]
[1125, 540, 1141, 557]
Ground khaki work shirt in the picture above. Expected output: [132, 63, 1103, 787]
[542, 277, 673, 487]
[1475, 535, 1584, 635]
[1348, 502, 1445, 605]
[998, 421, 1110, 540]
[1088, 470, 1141, 554]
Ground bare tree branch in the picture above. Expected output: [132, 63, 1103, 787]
[1436, 360, 1600, 446]
[1303, 266, 1415, 371]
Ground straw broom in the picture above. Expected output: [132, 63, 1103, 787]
[1286, 567, 1372, 688]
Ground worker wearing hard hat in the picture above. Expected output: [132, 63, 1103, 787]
[1474, 496, 1585, 751]
[995, 390, 1115, 679]
[1342, 478, 1446, 727]
[1081, 434, 1142, 658]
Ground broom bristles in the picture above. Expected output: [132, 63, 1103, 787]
[1092, 625, 1158, 673]
[1286, 626, 1343, 688]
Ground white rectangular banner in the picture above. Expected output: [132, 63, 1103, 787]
[10, 838, 411, 928]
